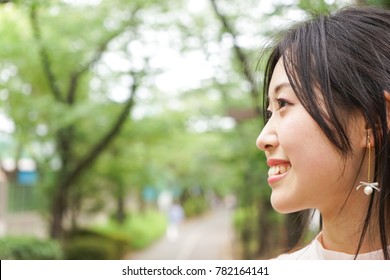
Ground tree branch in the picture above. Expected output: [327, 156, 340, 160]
[209, 0, 261, 114]
[60, 73, 139, 190]
[66, 7, 141, 105]
[66, 30, 126, 104]
[29, 3, 63, 102]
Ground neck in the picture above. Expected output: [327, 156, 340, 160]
[320, 193, 380, 255]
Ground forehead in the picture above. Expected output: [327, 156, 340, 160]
[268, 58, 292, 97]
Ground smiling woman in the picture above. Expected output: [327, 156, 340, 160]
[256, 6, 390, 260]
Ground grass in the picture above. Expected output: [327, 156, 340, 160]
[92, 210, 167, 250]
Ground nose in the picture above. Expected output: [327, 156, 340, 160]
[256, 120, 278, 152]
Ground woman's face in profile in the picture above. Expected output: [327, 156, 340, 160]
[256, 58, 367, 215]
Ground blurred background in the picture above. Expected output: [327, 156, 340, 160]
[0, 0, 388, 260]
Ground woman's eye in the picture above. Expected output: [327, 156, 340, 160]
[276, 98, 289, 109]
[266, 110, 272, 120]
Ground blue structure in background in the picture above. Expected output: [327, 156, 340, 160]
[17, 170, 38, 186]
[142, 186, 157, 202]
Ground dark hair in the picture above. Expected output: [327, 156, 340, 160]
[262, 6, 390, 259]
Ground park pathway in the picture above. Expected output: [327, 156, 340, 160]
[126, 206, 236, 260]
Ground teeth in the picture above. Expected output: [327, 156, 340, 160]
[268, 164, 291, 176]
[268, 166, 278, 176]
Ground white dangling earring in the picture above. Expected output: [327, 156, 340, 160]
[356, 135, 379, 196]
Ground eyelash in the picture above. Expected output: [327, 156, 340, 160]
[265, 98, 290, 120]
[276, 98, 289, 109]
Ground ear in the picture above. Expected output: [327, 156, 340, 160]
[385, 91, 390, 132]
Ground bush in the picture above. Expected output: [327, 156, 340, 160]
[122, 211, 166, 250]
[0, 236, 63, 260]
[93, 210, 167, 251]
[63, 229, 130, 260]
[64, 237, 118, 260]
[64, 211, 167, 259]
[233, 207, 256, 231]
[183, 197, 207, 217]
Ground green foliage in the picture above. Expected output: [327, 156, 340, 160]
[93, 210, 167, 250]
[233, 207, 256, 231]
[64, 237, 118, 260]
[232, 206, 260, 258]
[298, 0, 339, 13]
[183, 196, 208, 217]
[233, 204, 284, 259]
[365, 0, 390, 8]
[124, 211, 167, 250]
[64, 213, 168, 259]
[63, 230, 127, 260]
[0, 0, 182, 238]
[0, 236, 63, 260]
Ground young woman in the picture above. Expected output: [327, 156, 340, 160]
[256, 6, 390, 259]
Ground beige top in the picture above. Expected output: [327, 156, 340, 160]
[276, 232, 387, 260]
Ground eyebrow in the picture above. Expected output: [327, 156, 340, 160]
[272, 82, 292, 97]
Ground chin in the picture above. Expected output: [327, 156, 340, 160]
[270, 195, 303, 214]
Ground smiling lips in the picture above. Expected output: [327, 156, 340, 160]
[266, 159, 291, 184]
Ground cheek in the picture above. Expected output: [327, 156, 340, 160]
[279, 112, 324, 153]
[281, 115, 342, 178]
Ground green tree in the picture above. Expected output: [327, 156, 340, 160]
[356, 0, 390, 8]
[0, 0, 179, 239]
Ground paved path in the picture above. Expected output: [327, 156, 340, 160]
[126, 207, 236, 260]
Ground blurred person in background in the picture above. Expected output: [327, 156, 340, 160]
[166, 201, 185, 242]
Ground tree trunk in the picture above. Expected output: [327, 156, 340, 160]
[116, 193, 126, 224]
[240, 225, 252, 259]
[50, 184, 68, 239]
[257, 199, 277, 258]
